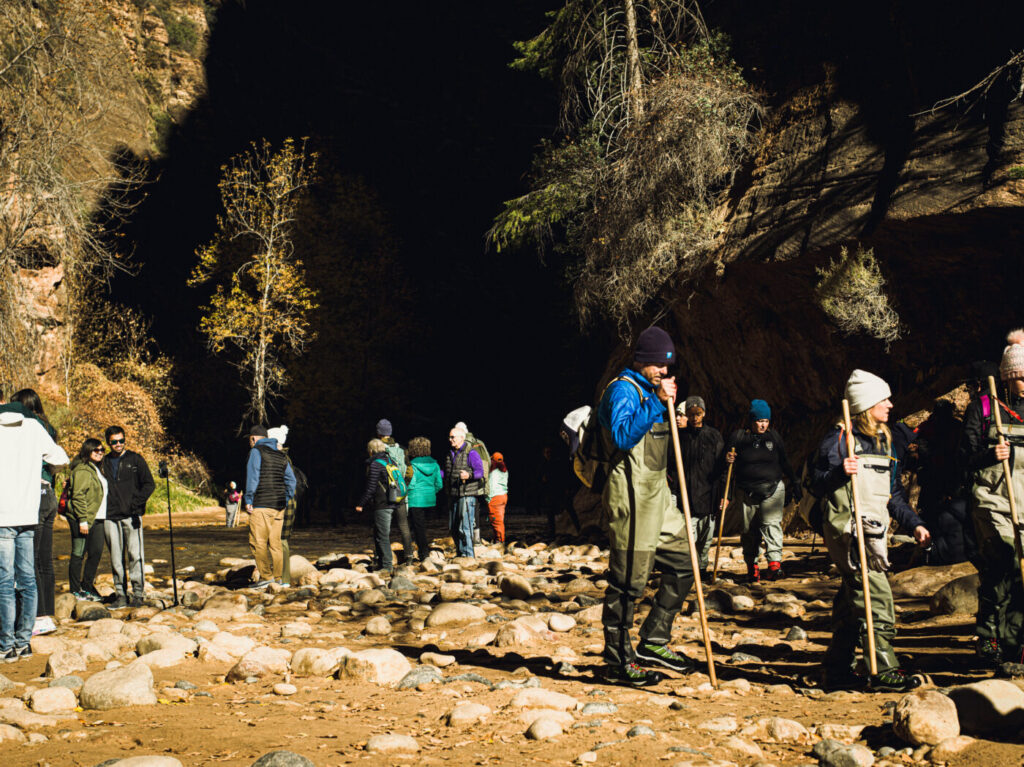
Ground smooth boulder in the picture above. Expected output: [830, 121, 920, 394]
[79, 661, 158, 710]
[892, 690, 959, 746]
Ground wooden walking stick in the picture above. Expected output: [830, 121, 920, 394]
[669, 398, 718, 687]
[987, 376, 1024, 592]
[711, 450, 735, 584]
[842, 399, 877, 677]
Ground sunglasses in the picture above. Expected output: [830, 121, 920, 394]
[109, 438, 126, 445]
[91, 448, 105, 454]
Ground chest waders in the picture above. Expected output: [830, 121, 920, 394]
[971, 420, 1024, 657]
[821, 440, 899, 674]
[600, 419, 695, 664]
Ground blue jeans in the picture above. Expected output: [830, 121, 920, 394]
[0, 526, 37, 651]
[448, 496, 476, 558]
[372, 506, 395, 571]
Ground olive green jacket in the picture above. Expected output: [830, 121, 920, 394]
[68, 458, 105, 525]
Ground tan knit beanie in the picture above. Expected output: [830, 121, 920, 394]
[1000, 328, 1024, 381]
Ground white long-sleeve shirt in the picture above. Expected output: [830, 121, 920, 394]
[0, 411, 68, 526]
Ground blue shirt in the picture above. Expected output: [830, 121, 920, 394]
[597, 368, 668, 452]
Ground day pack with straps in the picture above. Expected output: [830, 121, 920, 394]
[570, 375, 646, 490]
[375, 457, 408, 505]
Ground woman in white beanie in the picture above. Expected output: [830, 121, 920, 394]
[809, 369, 930, 692]
[962, 329, 1024, 667]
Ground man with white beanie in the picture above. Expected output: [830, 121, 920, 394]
[962, 329, 1024, 666]
[0, 387, 68, 660]
[809, 369, 930, 692]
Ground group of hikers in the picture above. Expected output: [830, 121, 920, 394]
[0, 387, 154, 661]
[581, 325, 1024, 691]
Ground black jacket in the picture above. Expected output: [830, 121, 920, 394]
[100, 450, 155, 521]
[959, 394, 1024, 475]
[723, 427, 798, 493]
[357, 452, 391, 510]
[677, 425, 724, 517]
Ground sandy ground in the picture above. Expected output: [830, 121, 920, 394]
[7, 512, 1022, 766]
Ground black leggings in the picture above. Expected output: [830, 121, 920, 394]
[407, 506, 430, 559]
[69, 522, 105, 595]
[34, 486, 57, 616]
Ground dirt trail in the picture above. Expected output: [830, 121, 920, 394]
[12, 515, 1024, 766]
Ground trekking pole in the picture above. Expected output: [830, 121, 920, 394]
[842, 399, 877, 677]
[669, 397, 718, 687]
[711, 451, 735, 584]
[988, 376, 1024, 593]
[159, 460, 179, 607]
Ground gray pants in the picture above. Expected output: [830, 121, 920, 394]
[225, 502, 239, 527]
[690, 514, 716, 572]
[104, 519, 145, 598]
[738, 482, 785, 564]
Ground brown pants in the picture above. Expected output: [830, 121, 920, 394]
[249, 506, 284, 581]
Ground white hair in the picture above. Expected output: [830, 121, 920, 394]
[450, 424, 467, 437]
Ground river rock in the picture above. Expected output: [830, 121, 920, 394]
[241, 646, 291, 673]
[929, 574, 979, 616]
[446, 702, 491, 726]
[250, 752, 315, 767]
[226, 658, 272, 682]
[29, 686, 77, 714]
[509, 688, 578, 711]
[500, 575, 534, 600]
[721, 735, 763, 759]
[136, 648, 192, 669]
[136, 632, 197, 658]
[892, 690, 959, 746]
[581, 702, 618, 715]
[526, 717, 563, 739]
[30, 635, 67, 655]
[397, 666, 441, 690]
[547, 613, 576, 632]
[420, 651, 455, 667]
[425, 602, 486, 628]
[948, 679, 1024, 735]
[280, 622, 312, 638]
[517, 708, 575, 726]
[928, 735, 975, 761]
[73, 601, 110, 621]
[699, 716, 739, 733]
[93, 758, 184, 767]
[812, 738, 874, 767]
[0, 724, 25, 744]
[740, 716, 810, 743]
[438, 583, 465, 601]
[209, 632, 257, 658]
[889, 562, 975, 598]
[365, 616, 392, 636]
[365, 733, 419, 753]
[339, 648, 411, 686]
[290, 647, 350, 677]
[87, 618, 125, 637]
[46, 650, 87, 678]
[785, 625, 808, 641]
[79, 660, 157, 709]
[49, 675, 84, 692]
[494, 620, 540, 648]
[54, 592, 77, 620]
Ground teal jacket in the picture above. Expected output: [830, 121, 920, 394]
[407, 456, 443, 508]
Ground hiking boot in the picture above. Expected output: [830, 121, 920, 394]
[129, 595, 145, 608]
[746, 563, 760, 583]
[976, 637, 1003, 666]
[762, 561, 784, 581]
[109, 595, 128, 609]
[821, 667, 865, 692]
[869, 668, 924, 693]
[635, 642, 697, 674]
[603, 661, 665, 688]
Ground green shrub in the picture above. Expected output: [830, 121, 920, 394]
[815, 244, 902, 348]
[1008, 166, 1024, 180]
[165, 14, 199, 53]
[146, 476, 218, 516]
[149, 105, 173, 154]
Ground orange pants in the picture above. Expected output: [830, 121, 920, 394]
[488, 494, 507, 543]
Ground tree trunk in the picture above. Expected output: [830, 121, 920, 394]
[624, 0, 645, 122]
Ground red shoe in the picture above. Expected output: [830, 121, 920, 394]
[747, 563, 760, 583]
[763, 561, 784, 581]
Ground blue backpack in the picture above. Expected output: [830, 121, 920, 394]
[375, 457, 408, 504]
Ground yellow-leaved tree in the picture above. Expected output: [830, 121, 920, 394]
[190, 137, 319, 426]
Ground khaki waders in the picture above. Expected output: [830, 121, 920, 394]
[601, 420, 695, 665]
[972, 421, 1024, 659]
[822, 444, 899, 674]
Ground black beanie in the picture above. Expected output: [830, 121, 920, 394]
[633, 326, 675, 365]
[249, 425, 269, 437]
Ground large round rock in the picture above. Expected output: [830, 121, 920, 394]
[948, 679, 1024, 736]
[424, 602, 486, 628]
[80, 661, 158, 710]
[892, 690, 959, 746]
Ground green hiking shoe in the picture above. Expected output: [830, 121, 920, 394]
[976, 637, 1003, 667]
[635, 642, 697, 674]
[603, 661, 665, 688]
[869, 668, 923, 693]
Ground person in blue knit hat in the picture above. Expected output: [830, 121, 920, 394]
[722, 398, 801, 582]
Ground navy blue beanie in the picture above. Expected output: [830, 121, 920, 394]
[633, 326, 675, 365]
[376, 418, 393, 437]
[749, 399, 771, 421]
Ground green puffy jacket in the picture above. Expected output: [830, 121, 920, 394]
[407, 456, 443, 508]
[68, 458, 105, 525]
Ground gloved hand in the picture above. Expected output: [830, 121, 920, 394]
[131, 515, 142, 530]
[785, 484, 803, 505]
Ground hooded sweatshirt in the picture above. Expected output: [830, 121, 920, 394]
[0, 411, 68, 526]
[407, 456, 443, 508]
